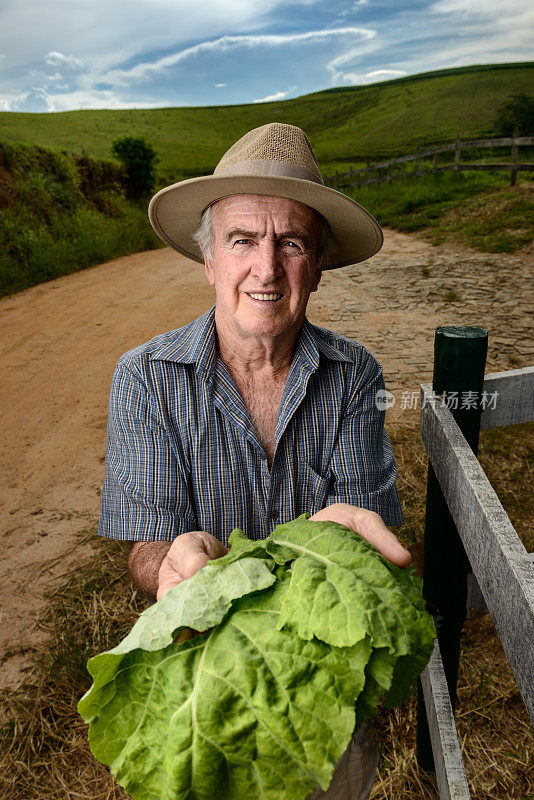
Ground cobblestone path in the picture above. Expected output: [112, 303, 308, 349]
[308, 230, 533, 419]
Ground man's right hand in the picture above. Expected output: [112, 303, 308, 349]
[156, 531, 228, 601]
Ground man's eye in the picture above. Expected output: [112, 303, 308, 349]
[282, 240, 300, 249]
[235, 239, 251, 245]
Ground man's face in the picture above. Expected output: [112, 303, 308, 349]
[203, 194, 322, 347]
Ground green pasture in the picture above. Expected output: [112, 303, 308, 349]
[0, 62, 532, 184]
[348, 171, 534, 253]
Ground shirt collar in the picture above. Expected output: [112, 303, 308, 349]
[149, 306, 217, 378]
[149, 305, 351, 374]
[295, 317, 352, 371]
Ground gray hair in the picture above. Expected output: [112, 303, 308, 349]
[192, 202, 337, 269]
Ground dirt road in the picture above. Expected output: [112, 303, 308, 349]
[1, 231, 532, 690]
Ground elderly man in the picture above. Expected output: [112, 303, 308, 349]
[98, 122, 409, 800]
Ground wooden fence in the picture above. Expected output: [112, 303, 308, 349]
[324, 133, 534, 189]
[417, 361, 534, 799]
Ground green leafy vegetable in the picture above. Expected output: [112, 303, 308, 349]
[79, 515, 435, 800]
[272, 519, 427, 651]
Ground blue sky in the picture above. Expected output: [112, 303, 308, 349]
[1, 0, 532, 113]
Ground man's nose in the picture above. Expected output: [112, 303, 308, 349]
[252, 240, 283, 282]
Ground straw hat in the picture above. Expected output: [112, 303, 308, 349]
[148, 122, 383, 270]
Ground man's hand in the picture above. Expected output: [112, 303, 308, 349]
[309, 503, 412, 568]
[157, 531, 229, 601]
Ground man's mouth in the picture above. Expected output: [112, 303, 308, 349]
[246, 292, 284, 302]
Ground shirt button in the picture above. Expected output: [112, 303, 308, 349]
[271, 510, 279, 521]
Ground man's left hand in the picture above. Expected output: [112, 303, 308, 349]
[309, 503, 412, 568]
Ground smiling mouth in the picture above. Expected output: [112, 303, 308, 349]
[246, 292, 284, 301]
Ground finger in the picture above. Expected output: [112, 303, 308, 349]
[352, 510, 412, 568]
[180, 549, 211, 581]
[205, 538, 229, 559]
[196, 531, 229, 560]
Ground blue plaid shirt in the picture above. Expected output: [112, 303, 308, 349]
[98, 306, 403, 545]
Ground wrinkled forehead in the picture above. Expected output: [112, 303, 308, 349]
[211, 194, 322, 236]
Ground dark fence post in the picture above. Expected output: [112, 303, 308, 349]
[416, 325, 488, 772]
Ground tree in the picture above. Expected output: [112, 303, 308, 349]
[493, 94, 534, 136]
[111, 136, 159, 202]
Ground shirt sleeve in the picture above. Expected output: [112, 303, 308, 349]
[98, 361, 198, 541]
[326, 351, 404, 527]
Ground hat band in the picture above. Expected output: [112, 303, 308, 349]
[216, 158, 324, 185]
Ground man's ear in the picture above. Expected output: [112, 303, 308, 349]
[203, 253, 215, 286]
[311, 266, 322, 293]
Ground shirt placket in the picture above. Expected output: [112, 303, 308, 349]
[260, 458, 278, 531]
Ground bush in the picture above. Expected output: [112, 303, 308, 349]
[111, 136, 158, 202]
[0, 140, 164, 296]
[493, 94, 534, 136]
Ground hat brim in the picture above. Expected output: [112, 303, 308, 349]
[148, 173, 383, 270]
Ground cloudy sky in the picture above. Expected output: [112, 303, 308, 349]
[1, 0, 532, 113]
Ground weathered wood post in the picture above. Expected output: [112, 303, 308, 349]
[454, 133, 461, 174]
[416, 325, 488, 771]
[511, 126, 519, 187]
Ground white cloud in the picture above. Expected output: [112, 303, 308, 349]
[0, 91, 28, 111]
[29, 86, 55, 111]
[215, 82, 227, 87]
[384, 1, 534, 77]
[366, 69, 406, 79]
[431, 0, 529, 14]
[102, 27, 376, 87]
[326, 40, 381, 83]
[253, 90, 287, 103]
[44, 51, 83, 69]
[23, 86, 166, 112]
[0, 0, 306, 74]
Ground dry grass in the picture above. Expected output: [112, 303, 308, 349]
[0, 536, 141, 800]
[0, 421, 532, 800]
[370, 609, 533, 800]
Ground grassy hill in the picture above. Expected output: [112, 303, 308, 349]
[0, 62, 532, 184]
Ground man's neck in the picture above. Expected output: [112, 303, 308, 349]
[214, 313, 301, 379]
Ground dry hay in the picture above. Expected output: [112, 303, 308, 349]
[370, 610, 533, 799]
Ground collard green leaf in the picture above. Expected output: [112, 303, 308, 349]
[79, 578, 372, 800]
[78, 555, 276, 712]
[354, 647, 397, 730]
[117, 555, 276, 653]
[272, 516, 432, 658]
[224, 527, 292, 567]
